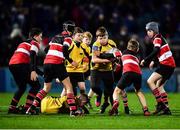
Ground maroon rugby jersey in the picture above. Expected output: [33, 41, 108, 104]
[153, 34, 176, 67]
[9, 40, 40, 65]
[44, 34, 72, 64]
[121, 50, 142, 74]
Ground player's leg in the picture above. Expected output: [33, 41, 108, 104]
[8, 65, 28, 114]
[136, 90, 150, 116]
[100, 71, 114, 113]
[26, 64, 53, 114]
[88, 88, 95, 98]
[78, 82, 86, 94]
[62, 77, 80, 116]
[61, 87, 66, 97]
[133, 73, 150, 116]
[156, 78, 172, 115]
[87, 88, 94, 108]
[120, 90, 130, 114]
[90, 71, 102, 107]
[109, 87, 121, 116]
[56, 78, 67, 97]
[59, 66, 80, 116]
[26, 82, 51, 114]
[109, 72, 133, 116]
[156, 79, 168, 106]
[156, 66, 174, 115]
[147, 72, 168, 114]
[23, 80, 41, 113]
[77, 73, 86, 95]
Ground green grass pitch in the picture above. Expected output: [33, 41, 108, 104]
[0, 92, 180, 129]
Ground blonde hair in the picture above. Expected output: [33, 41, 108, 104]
[127, 39, 139, 52]
[83, 31, 93, 40]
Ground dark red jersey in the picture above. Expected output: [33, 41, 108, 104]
[121, 50, 142, 74]
[9, 40, 40, 65]
[153, 34, 176, 67]
[44, 34, 72, 64]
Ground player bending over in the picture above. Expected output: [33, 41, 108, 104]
[26, 21, 81, 116]
[109, 39, 150, 116]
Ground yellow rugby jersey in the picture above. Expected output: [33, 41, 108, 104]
[91, 39, 116, 71]
[41, 96, 67, 114]
[66, 41, 90, 73]
[82, 44, 91, 73]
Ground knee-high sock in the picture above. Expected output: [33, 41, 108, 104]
[24, 93, 36, 109]
[152, 88, 162, 103]
[121, 90, 128, 107]
[31, 89, 47, 109]
[67, 93, 77, 112]
[9, 88, 26, 109]
[161, 92, 168, 107]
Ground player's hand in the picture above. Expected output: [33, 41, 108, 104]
[31, 71, 38, 81]
[140, 59, 145, 66]
[71, 61, 78, 68]
[149, 61, 154, 70]
[82, 65, 87, 70]
[82, 57, 89, 62]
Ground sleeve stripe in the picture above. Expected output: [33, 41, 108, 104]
[63, 41, 70, 47]
[154, 44, 161, 47]
[31, 45, 39, 54]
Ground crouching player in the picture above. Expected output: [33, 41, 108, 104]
[109, 39, 150, 116]
[40, 94, 89, 115]
[26, 21, 80, 116]
[8, 28, 43, 114]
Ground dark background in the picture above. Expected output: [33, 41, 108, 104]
[0, 0, 180, 66]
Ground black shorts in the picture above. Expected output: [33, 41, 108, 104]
[43, 64, 68, 83]
[9, 64, 41, 89]
[68, 72, 85, 84]
[113, 71, 122, 83]
[68, 72, 85, 96]
[155, 64, 175, 81]
[117, 72, 142, 91]
[84, 70, 90, 79]
[90, 70, 114, 96]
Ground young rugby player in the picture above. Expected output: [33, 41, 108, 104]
[8, 28, 43, 114]
[141, 21, 175, 115]
[109, 39, 150, 116]
[26, 21, 81, 116]
[66, 27, 88, 96]
[82, 31, 94, 109]
[91, 26, 123, 114]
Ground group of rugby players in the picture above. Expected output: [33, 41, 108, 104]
[8, 21, 176, 116]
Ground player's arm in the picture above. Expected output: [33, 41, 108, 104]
[91, 49, 110, 63]
[62, 37, 73, 63]
[30, 41, 39, 81]
[141, 37, 161, 66]
[99, 40, 121, 59]
[99, 51, 121, 59]
[143, 46, 160, 66]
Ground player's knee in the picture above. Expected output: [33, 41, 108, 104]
[147, 78, 153, 86]
[135, 89, 140, 95]
[43, 83, 52, 93]
[114, 87, 121, 94]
